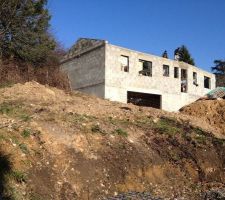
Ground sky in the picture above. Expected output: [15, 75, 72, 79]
[47, 0, 225, 72]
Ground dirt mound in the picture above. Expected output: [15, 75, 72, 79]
[0, 82, 224, 200]
[180, 99, 225, 135]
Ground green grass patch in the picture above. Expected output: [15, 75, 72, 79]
[0, 102, 14, 115]
[113, 128, 128, 137]
[20, 114, 32, 122]
[21, 129, 31, 138]
[91, 124, 106, 135]
[0, 102, 31, 121]
[213, 137, 225, 146]
[11, 170, 27, 183]
[135, 116, 154, 126]
[66, 113, 97, 124]
[153, 117, 181, 136]
[194, 134, 207, 145]
[10, 137, 30, 153]
[191, 127, 214, 145]
[193, 127, 206, 136]
[19, 143, 29, 154]
[0, 134, 7, 142]
[108, 116, 116, 125]
[108, 116, 131, 127]
[5, 186, 24, 200]
[11, 137, 20, 145]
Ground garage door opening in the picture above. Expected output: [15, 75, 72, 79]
[127, 91, 161, 109]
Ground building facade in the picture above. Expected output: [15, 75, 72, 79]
[61, 38, 215, 111]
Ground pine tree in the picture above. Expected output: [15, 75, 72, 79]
[177, 45, 195, 66]
[0, 0, 56, 65]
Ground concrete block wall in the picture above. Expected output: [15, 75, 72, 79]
[61, 45, 106, 98]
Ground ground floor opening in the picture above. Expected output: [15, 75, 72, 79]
[127, 91, 161, 109]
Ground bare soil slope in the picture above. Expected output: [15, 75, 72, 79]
[180, 99, 225, 135]
[0, 82, 224, 200]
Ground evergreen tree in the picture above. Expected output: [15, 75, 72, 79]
[211, 59, 225, 87]
[0, 0, 56, 65]
[177, 45, 195, 66]
[212, 60, 225, 75]
[162, 50, 168, 58]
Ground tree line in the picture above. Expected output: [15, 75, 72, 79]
[0, 0, 57, 65]
[0, 0, 69, 89]
[165, 45, 224, 87]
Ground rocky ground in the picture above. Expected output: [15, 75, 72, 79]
[0, 82, 224, 200]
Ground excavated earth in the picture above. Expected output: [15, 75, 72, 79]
[0, 82, 224, 200]
[180, 99, 225, 136]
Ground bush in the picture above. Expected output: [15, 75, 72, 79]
[0, 61, 70, 90]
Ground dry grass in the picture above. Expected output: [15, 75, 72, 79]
[0, 61, 70, 91]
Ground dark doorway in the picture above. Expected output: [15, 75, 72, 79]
[127, 91, 161, 109]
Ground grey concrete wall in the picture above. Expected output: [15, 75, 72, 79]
[105, 44, 215, 111]
[61, 45, 106, 98]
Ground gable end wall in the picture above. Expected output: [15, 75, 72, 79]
[61, 45, 106, 98]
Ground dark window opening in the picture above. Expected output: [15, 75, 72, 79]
[120, 55, 129, 72]
[204, 76, 211, 89]
[139, 60, 152, 76]
[127, 91, 161, 109]
[163, 65, 169, 77]
[174, 67, 179, 78]
[181, 69, 187, 79]
[193, 72, 198, 86]
[181, 69, 188, 92]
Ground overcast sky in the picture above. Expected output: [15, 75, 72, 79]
[48, 0, 225, 72]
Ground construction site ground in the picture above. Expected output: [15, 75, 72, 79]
[0, 82, 224, 200]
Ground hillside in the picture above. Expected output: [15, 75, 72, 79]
[0, 82, 224, 200]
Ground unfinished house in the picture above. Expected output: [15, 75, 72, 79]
[61, 38, 216, 111]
